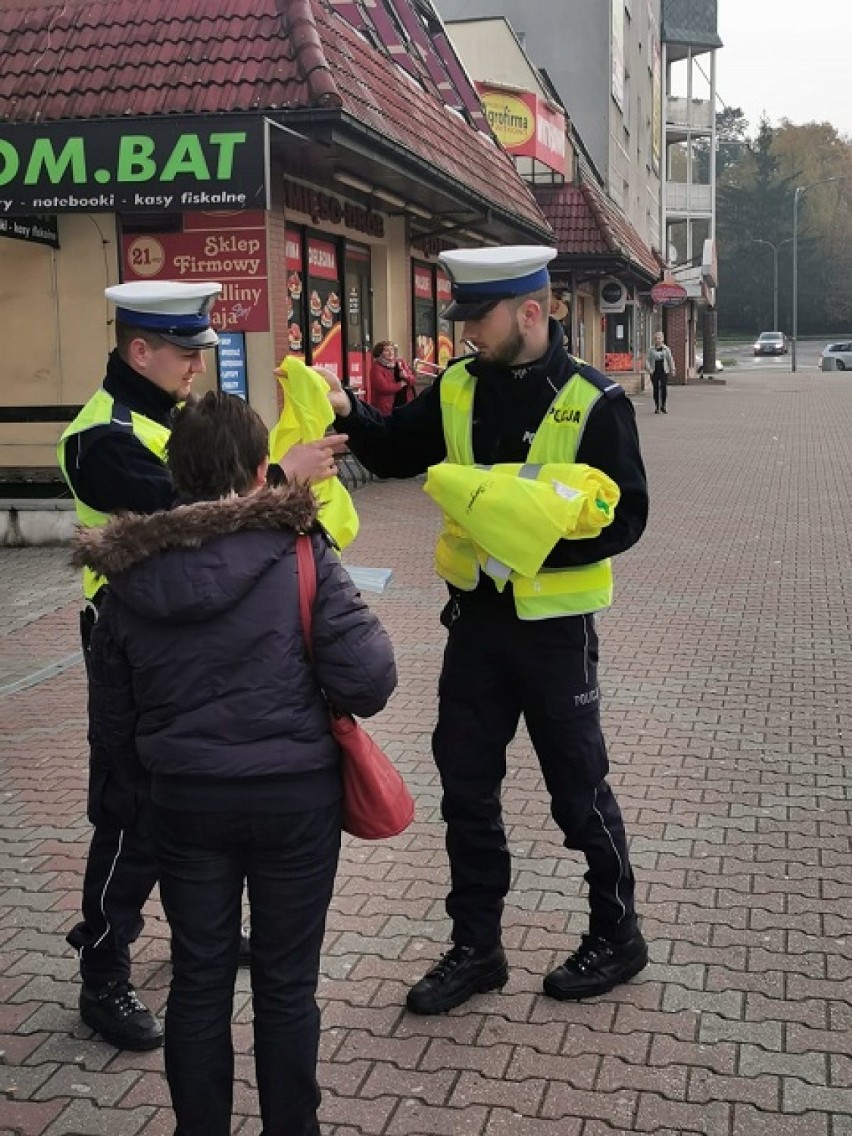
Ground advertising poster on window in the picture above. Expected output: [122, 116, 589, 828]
[306, 237, 343, 377]
[285, 228, 305, 359]
[346, 283, 365, 390]
[412, 262, 436, 368]
[121, 210, 269, 332]
[436, 271, 454, 368]
[217, 332, 247, 399]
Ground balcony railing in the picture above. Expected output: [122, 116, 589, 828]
[666, 96, 713, 131]
[666, 182, 713, 213]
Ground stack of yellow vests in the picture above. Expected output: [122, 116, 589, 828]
[269, 358, 359, 551]
[424, 461, 619, 585]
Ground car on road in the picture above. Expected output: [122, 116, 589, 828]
[821, 342, 852, 371]
[753, 331, 787, 356]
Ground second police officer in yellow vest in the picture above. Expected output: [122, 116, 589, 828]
[325, 245, 650, 1012]
[57, 280, 346, 1051]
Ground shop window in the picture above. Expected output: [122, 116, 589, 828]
[344, 244, 371, 394]
[411, 260, 437, 372]
[604, 306, 635, 372]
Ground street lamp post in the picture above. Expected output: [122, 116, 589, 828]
[792, 176, 843, 372]
[751, 237, 793, 332]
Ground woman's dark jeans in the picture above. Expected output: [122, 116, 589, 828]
[151, 802, 341, 1136]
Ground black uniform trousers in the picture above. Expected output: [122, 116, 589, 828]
[433, 588, 638, 949]
[66, 605, 159, 988]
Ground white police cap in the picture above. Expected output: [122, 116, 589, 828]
[105, 280, 223, 348]
[438, 245, 557, 320]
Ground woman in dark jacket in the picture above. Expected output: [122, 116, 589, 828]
[73, 392, 397, 1136]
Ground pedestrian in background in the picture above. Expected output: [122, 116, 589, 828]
[323, 245, 650, 1014]
[72, 391, 396, 1136]
[57, 281, 344, 1051]
[368, 340, 416, 414]
[646, 329, 674, 414]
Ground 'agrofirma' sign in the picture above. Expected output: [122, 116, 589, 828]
[0, 116, 267, 214]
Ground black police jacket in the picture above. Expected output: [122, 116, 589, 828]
[336, 320, 648, 570]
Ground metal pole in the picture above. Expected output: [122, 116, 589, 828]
[792, 188, 800, 372]
[752, 238, 779, 331]
[772, 246, 779, 332]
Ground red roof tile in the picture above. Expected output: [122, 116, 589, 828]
[535, 182, 661, 282]
[0, 0, 549, 236]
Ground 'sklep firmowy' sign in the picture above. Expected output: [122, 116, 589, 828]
[121, 211, 270, 333]
[0, 117, 266, 215]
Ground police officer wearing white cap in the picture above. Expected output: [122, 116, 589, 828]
[324, 245, 649, 1012]
[57, 280, 344, 1050]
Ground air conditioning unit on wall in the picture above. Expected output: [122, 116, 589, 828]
[599, 277, 628, 314]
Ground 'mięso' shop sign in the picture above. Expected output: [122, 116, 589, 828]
[0, 117, 266, 215]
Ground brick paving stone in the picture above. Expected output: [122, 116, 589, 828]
[484, 1111, 583, 1135]
[633, 1094, 731, 1134]
[0, 1099, 65, 1136]
[3, 368, 852, 1133]
[39, 1100, 153, 1135]
[731, 1106, 831, 1136]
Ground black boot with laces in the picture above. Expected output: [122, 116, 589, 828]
[79, 980, 164, 1050]
[406, 944, 508, 1015]
[543, 931, 648, 1001]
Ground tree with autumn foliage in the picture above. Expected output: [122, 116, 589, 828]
[716, 115, 852, 334]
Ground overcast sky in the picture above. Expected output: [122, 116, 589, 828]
[715, 1, 851, 138]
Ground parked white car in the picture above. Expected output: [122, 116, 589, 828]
[696, 352, 724, 374]
[821, 342, 852, 371]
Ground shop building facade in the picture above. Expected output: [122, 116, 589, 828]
[0, 0, 551, 484]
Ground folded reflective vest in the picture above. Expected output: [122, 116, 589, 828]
[424, 461, 619, 582]
[269, 357, 359, 550]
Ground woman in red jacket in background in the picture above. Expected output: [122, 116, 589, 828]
[367, 341, 416, 414]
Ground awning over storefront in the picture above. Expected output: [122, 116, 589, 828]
[535, 179, 662, 288]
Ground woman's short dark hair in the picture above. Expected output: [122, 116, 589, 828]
[372, 340, 393, 359]
[167, 391, 268, 499]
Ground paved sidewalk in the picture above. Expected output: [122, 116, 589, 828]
[1, 365, 851, 1135]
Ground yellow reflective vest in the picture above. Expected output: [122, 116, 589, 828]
[57, 388, 170, 601]
[269, 357, 359, 551]
[432, 359, 616, 619]
[424, 460, 619, 579]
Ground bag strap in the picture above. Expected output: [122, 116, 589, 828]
[295, 534, 317, 661]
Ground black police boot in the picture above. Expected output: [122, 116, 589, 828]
[79, 981, 163, 1050]
[238, 925, 251, 968]
[406, 944, 508, 1015]
[543, 931, 648, 1001]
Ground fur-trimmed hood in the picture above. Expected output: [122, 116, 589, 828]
[71, 484, 320, 624]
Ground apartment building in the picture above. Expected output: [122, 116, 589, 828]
[661, 0, 722, 374]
